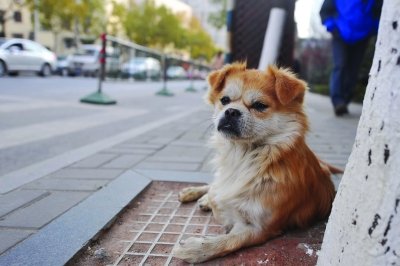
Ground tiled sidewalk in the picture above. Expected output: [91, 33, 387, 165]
[0, 110, 212, 255]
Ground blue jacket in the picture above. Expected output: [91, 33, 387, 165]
[320, 0, 382, 43]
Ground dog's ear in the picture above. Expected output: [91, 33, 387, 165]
[267, 66, 307, 105]
[206, 62, 246, 104]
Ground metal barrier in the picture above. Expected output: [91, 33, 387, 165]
[105, 35, 211, 95]
[80, 34, 212, 104]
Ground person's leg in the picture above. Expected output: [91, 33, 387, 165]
[330, 36, 348, 111]
[342, 38, 370, 104]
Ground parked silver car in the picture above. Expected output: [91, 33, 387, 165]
[0, 38, 57, 77]
[120, 57, 161, 80]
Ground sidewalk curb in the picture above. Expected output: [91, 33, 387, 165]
[0, 168, 213, 266]
[0, 170, 151, 266]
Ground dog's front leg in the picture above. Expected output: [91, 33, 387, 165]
[172, 224, 272, 263]
[178, 185, 209, 203]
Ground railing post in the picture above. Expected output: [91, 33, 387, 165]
[80, 33, 117, 105]
[185, 61, 197, 92]
[156, 54, 174, 96]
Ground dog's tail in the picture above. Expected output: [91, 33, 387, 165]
[319, 159, 344, 174]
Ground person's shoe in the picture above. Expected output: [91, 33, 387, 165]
[334, 104, 349, 116]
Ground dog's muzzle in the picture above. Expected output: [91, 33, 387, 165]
[217, 108, 242, 137]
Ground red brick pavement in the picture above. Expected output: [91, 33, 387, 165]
[71, 182, 324, 266]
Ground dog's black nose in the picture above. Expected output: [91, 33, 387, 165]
[225, 108, 241, 118]
[218, 108, 241, 137]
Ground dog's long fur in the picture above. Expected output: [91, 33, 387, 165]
[172, 63, 337, 263]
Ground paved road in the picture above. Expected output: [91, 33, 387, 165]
[0, 76, 208, 177]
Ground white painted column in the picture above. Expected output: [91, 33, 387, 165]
[258, 8, 286, 70]
[318, 1, 400, 265]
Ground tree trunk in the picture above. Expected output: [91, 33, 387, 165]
[74, 17, 82, 51]
[318, 1, 400, 265]
[53, 31, 59, 54]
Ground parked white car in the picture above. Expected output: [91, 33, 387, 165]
[167, 66, 187, 80]
[0, 38, 57, 77]
[66, 45, 119, 77]
[120, 57, 161, 80]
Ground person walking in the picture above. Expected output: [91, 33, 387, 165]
[211, 51, 224, 70]
[320, 0, 382, 116]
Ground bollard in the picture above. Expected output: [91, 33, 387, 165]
[80, 33, 117, 105]
[156, 55, 174, 96]
[185, 62, 197, 92]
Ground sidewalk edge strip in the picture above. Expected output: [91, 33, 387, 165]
[0, 170, 151, 266]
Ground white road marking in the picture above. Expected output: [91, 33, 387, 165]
[0, 107, 203, 194]
[0, 109, 148, 149]
[0, 101, 74, 113]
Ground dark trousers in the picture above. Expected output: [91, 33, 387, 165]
[330, 36, 370, 107]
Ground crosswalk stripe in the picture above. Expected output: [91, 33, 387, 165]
[0, 101, 74, 113]
[0, 107, 203, 194]
[0, 109, 147, 149]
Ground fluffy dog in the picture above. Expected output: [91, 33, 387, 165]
[172, 63, 340, 263]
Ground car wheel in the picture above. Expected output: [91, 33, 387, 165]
[0, 60, 7, 77]
[39, 63, 52, 77]
[9, 71, 19, 76]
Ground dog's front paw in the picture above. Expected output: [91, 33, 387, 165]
[172, 237, 209, 263]
[198, 194, 211, 211]
[178, 187, 202, 203]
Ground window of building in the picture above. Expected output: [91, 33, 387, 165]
[12, 33, 24, 38]
[14, 11, 22, 22]
[64, 38, 75, 49]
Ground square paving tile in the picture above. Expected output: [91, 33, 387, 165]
[71, 182, 324, 265]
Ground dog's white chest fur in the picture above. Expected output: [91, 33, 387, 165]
[208, 136, 272, 229]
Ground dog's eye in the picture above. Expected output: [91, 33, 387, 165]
[220, 96, 231, 105]
[252, 101, 268, 111]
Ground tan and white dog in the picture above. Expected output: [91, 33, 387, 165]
[172, 63, 340, 263]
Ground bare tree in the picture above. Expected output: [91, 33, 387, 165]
[318, 0, 400, 265]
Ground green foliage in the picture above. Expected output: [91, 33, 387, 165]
[25, 0, 105, 35]
[114, 0, 216, 60]
[184, 17, 217, 60]
[207, 0, 227, 30]
[119, 1, 185, 49]
[109, 0, 126, 36]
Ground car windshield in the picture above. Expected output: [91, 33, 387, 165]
[129, 58, 146, 65]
